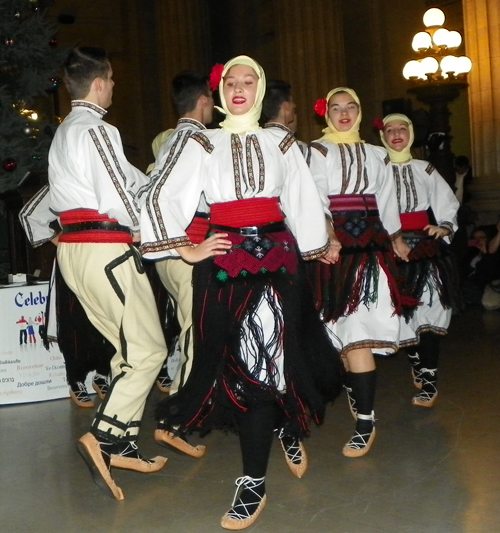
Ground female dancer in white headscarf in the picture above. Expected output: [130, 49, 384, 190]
[381, 113, 461, 407]
[308, 87, 410, 458]
[140, 56, 343, 530]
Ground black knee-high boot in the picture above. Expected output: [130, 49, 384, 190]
[343, 370, 377, 458]
[412, 332, 440, 407]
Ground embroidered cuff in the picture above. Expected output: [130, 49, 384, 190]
[31, 235, 55, 248]
[140, 236, 192, 255]
[301, 241, 329, 261]
[439, 221, 454, 240]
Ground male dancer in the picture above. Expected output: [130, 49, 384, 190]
[261, 79, 308, 157]
[19, 185, 113, 408]
[49, 46, 167, 500]
[260, 79, 316, 478]
[141, 71, 213, 458]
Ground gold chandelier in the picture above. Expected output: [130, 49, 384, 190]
[402, 7, 472, 84]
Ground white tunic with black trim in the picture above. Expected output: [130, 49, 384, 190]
[139, 118, 209, 223]
[393, 160, 459, 343]
[140, 127, 329, 260]
[309, 140, 403, 355]
[19, 185, 57, 247]
[140, 126, 330, 389]
[49, 101, 149, 229]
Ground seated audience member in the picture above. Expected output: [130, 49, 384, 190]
[481, 218, 500, 310]
[460, 224, 500, 306]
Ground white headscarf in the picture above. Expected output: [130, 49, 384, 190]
[320, 87, 362, 144]
[216, 55, 266, 134]
[380, 113, 414, 164]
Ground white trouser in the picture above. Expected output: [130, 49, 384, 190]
[58, 243, 167, 440]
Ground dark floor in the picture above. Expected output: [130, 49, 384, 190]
[1, 305, 499, 533]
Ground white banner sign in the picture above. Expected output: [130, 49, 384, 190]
[0, 282, 69, 404]
[0, 281, 180, 405]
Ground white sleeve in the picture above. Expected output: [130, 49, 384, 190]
[140, 135, 207, 260]
[279, 144, 329, 258]
[85, 124, 149, 230]
[18, 185, 57, 247]
[429, 167, 460, 239]
[375, 156, 402, 238]
[308, 144, 332, 217]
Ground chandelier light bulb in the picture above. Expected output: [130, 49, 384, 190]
[447, 30, 462, 48]
[456, 56, 472, 74]
[412, 31, 432, 51]
[433, 28, 451, 47]
[403, 60, 423, 80]
[403, 8, 471, 85]
[423, 7, 446, 27]
[420, 56, 439, 75]
[440, 55, 459, 76]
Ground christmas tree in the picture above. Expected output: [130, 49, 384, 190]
[0, 0, 67, 193]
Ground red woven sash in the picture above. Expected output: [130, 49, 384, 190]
[210, 197, 283, 227]
[59, 209, 132, 244]
[186, 216, 210, 244]
[328, 194, 378, 213]
[400, 211, 429, 231]
[209, 198, 295, 280]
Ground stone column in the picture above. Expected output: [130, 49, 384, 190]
[274, 0, 346, 143]
[463, 0, 500, 222]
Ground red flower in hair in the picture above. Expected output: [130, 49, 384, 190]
[314, 98, 327, 117]
[372, 118, 385, 131]
[209, 64, 224, 91]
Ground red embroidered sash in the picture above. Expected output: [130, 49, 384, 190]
[209, 198, 297, 280]
[59, 209, 132, 244]
[400, 211, 429, 231]
[329, 194, 378, 213]
[211, 197, 283, 227]
[186, 215, 210, 244]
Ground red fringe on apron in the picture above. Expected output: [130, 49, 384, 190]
[155, 197, 345, 439]
[398, 210, 463, 320]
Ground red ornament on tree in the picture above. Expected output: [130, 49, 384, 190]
[2, 158, 18, 172]
[49, 38, 58, 48]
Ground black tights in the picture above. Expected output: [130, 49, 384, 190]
[236, 400, 278, 479]
[407, 331, 440, 369]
